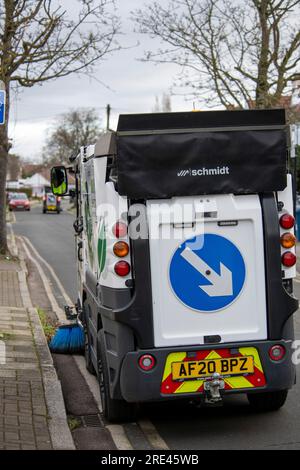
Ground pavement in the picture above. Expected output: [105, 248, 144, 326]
[12, 204, 300, 450]
[0, 226, 74, 450]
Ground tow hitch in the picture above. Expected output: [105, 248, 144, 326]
[204, 373, 225, 405]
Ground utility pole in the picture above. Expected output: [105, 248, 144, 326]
[106, 104, 111, 131]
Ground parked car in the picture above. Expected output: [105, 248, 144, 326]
[8, 193, 30, 211]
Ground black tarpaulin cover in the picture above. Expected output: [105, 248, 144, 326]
[116, 109, 288, 199]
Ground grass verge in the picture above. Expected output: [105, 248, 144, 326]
[37, 308, 57, 342]
[68, 416, 82, 431]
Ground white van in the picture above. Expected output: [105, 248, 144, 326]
[52, 109, 298, 422]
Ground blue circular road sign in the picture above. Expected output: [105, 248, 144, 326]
[169, 234, 246, 312]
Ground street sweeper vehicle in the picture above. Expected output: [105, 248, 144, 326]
[51, 109, 298, 422]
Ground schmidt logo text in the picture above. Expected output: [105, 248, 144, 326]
[177, 166, 230, 177]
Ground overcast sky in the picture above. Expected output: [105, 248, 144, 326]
[8, 0, 195, 162]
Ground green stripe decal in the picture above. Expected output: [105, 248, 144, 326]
[98, 222, 106, 273]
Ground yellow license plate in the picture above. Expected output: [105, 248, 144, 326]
[172, 356, 254, 381]
[47, 206, 56, 210]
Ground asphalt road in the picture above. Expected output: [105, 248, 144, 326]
[13, 204, 300, 450]
[14, 203, 78, 301]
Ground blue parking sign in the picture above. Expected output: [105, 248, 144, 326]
[169, 234, 246, 312]
[0, 90, 5, 125]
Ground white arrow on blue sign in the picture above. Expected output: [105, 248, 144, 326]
[169, 234, 246, 312]
[0, 90, 6, 125]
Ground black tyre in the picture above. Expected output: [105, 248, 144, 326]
[83, 301, 96, 375]
[97, 329, 137, 423]
[43, 208, 46, 214]
[247, 390, 288, 411]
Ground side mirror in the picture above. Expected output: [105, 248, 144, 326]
[51, 166, 68, 196]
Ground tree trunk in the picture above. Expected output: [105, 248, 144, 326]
[0, 81, 10, 254]
[256, 1, 270, 108]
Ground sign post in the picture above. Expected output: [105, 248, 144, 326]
[0, 81, 5, 125]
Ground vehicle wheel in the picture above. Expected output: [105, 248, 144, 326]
[83, 301, 96, 375]
[57, 210, 60, 214]
[43, 209, 46, 214]
[97, 329, 137, 423]
[247, 390, 288, 411]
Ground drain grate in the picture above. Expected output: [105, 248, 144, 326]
[80, 414, 103, 428]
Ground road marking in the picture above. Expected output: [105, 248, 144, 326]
[138, 419, 169, 450]
[19, 237, 65, 322]
[22, 235, 73, 307]
[106, 425, 134, 450]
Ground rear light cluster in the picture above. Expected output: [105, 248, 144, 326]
[112, 221, 130, 277]
[279, 213, 296, 268]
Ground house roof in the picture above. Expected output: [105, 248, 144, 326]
[24, 173, 50, 186]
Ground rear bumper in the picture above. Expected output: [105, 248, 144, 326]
[120, 340, 296, 403]
[9, 206, 28, 211]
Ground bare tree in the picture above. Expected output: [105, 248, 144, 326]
[152, 92, 172, 112]
[0, 0, 120, 254]
[162, 92, 172, 112]
[152, 95, 160, 113]
[133, 0, 300, 109]
[43, 108, 101, 165]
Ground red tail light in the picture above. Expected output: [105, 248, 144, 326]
[112, 221, 127, 238]
[281, 251, 297, 267]
[280, 213, 295, 230]
[114, 260, 130, 277]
